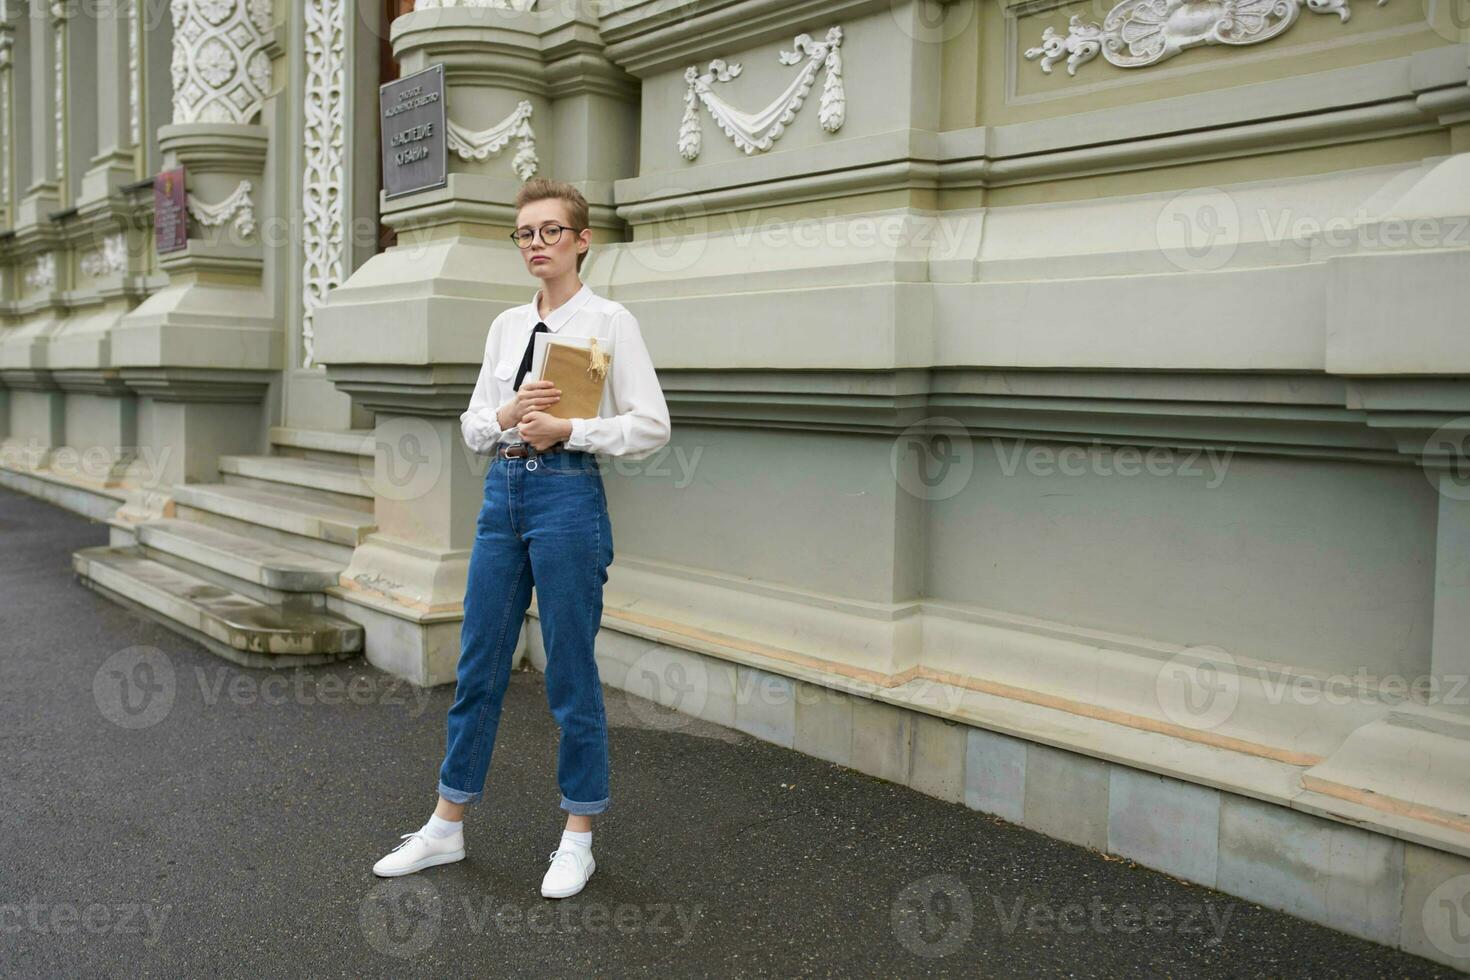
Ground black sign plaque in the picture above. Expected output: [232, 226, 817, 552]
[380, 63, 448, 200]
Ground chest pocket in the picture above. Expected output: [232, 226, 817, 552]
[494, 358, 517, 390]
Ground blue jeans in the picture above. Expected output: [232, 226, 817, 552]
[438, 447, 615, 815]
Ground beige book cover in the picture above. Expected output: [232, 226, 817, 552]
[534, 337, 613, 420]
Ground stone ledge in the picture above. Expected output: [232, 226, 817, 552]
[525, 625, 1470, 972]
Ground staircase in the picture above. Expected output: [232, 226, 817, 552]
[74, 427, 377, 668]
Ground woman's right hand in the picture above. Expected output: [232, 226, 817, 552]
[498, 379, 561, 429]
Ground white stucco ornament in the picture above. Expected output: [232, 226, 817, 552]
[413, 0, 536, 8]
[678, 26, 845, 162]
[446, 100, 539, 180]
[301, 0, 347, 370]
[1025, 0, 1389, 76]
[186, 180, 256, 238]
[81, 234, 130, 278]
[169, 0, 272, 124]
[25, 253, 55, 292]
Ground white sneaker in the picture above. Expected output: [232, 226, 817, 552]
[540, 845, 595, 898]
[372, 827, 466, 877]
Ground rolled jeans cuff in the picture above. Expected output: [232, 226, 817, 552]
[438, 779, 482, 805]
[560, 793, 609, 815]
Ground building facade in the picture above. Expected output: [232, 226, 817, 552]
[0, 0, 1468, 967]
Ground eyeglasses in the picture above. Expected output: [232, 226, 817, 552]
[510, 223, 580, 248]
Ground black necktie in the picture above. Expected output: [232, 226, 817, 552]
[513, 321, 548, 392]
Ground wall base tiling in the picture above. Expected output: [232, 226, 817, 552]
[523, 622, 1470, 974]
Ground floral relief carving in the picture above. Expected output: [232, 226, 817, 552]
[169, 0, 271, 124]
[1025, 0, 1389, 76]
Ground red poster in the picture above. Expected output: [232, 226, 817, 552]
[154, 167, 187, 254]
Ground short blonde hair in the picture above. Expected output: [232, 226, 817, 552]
[514, 178, 590, 272]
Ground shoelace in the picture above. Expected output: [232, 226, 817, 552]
[391, 831, 429, 852]
[546, 846, 586, 872]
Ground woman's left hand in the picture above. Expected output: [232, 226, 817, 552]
[519, 411, 574, 451]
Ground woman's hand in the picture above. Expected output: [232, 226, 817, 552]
[497, 379, 561, 430]
[519, 412, 574, 451]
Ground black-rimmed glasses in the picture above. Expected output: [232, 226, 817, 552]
[510, 223, 580, 248]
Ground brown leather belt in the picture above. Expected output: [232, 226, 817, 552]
[499, 441, 567, 459]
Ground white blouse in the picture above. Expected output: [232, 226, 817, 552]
[460, 283, 672, 459]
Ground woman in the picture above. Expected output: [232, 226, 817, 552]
[373, 178, 672, 898]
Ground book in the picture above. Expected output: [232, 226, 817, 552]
[530, 334, 614, 421]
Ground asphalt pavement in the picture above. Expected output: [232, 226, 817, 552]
[0, 485, 1462, 978]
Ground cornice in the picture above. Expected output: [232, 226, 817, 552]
[599, 0, 898, 78]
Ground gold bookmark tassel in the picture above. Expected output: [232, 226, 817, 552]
[586, 337, 610, 381]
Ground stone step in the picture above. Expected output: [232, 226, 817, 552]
[136, 518, 345, 593]
[268, 426, 375, 459]
[170, 482, 375, 551]
[217, 454, 373, 506]
[73, 546, 362, 667]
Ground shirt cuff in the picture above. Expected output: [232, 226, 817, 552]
[568, 417, 589, 450]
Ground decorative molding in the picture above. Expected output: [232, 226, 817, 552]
[678, 25, 845, 162]
[412, 0, 537, 8]
[300, 0, 347, 370]
[445, 100, 538, 180]
[169, 0, 272, 124]
[127, 0, 143, 149]
[186, 179, 255, 238]
[1025, 0, 1391, 76]
[25, 253, 56, 292]
[52, 3, 66, 200]
[81, 233, 129, 278]
[0, 27, 12, 225]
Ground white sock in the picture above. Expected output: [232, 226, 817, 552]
[561, 828, 592, 851]
[423, 814, 462, 838]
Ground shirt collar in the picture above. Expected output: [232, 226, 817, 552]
[528, 282, 593, 332]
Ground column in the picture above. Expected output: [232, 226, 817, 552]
[110, 0, 280, 509]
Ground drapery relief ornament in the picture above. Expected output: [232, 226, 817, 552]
[25, 253, 56, 292]
[301, 0, 347, 369]
[678, 25, 845, 162]
[186, 180, 255, 238]
[169, 0, 272, 123]
[1024, 0, 1389, 76]
[81, 233, 129, 278]
[446, 100, 538, 180]
[413, 0, 536, 7]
